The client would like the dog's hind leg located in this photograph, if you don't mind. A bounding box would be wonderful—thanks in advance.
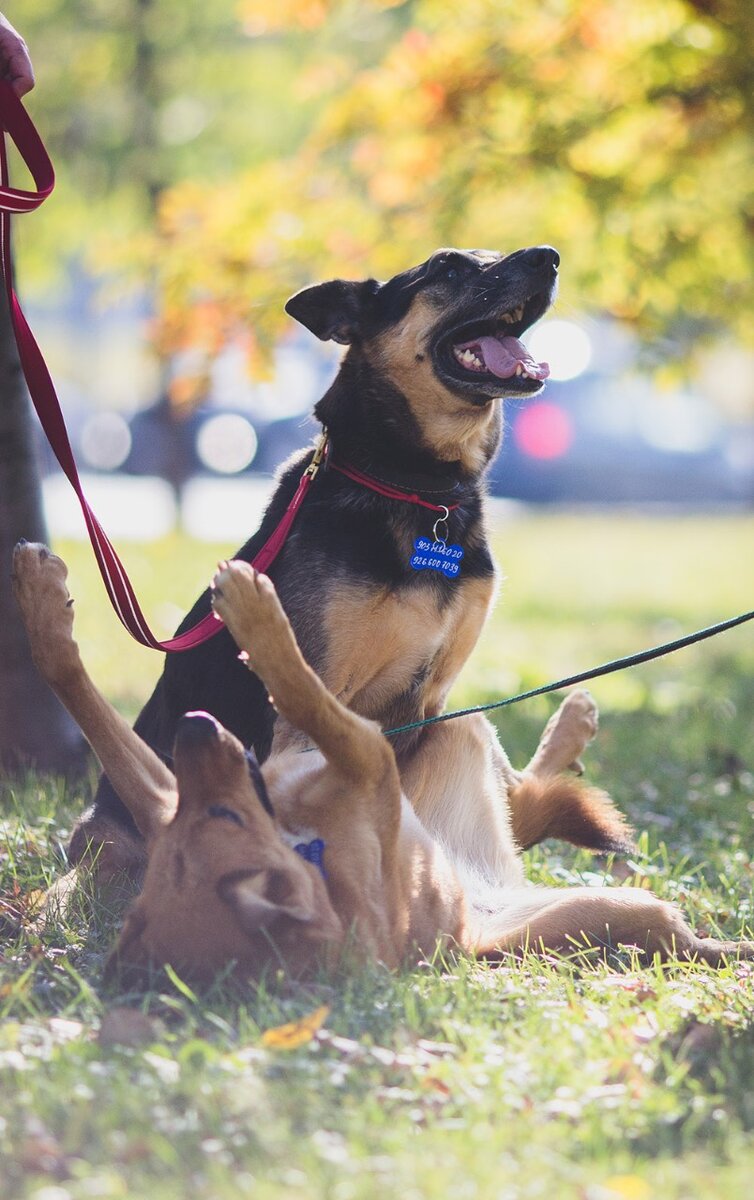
[12,544,176,872]
[399,714,526,888]
[525,689,599,778]
[401,700,630,878]
[475,885,754,966]
[506,690,633,854]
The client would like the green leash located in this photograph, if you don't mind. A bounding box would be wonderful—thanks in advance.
[382,608,754,739]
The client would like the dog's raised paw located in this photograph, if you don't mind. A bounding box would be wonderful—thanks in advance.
[12,542,80,681]
[528,689,600,778]
[211,562,296,676]
[12,540,69,589]
[557,689,599,742]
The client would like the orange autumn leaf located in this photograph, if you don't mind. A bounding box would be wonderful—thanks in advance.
[260,1004,330,1049]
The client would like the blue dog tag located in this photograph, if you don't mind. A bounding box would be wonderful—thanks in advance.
[409,537,464,580]
[294,837,327,879]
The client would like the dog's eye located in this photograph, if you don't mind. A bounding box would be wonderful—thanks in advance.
[208,805,245,828]
[445,267,459,281]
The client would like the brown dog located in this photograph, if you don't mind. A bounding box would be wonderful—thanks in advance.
[13,542,752,981]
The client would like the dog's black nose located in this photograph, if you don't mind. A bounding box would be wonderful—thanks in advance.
[175,711,221,746]
[524,245,560,272]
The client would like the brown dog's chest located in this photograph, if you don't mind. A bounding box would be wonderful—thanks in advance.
[272,571,496,753]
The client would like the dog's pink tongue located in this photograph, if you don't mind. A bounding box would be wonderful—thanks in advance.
[463,335,550,381]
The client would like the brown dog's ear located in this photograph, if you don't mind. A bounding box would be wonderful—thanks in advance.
[285,279,380,345]
[217,867,315,933]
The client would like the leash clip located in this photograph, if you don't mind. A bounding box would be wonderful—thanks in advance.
[305,430,329,480]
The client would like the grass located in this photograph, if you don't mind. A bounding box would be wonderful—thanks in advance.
[1,511,754,1200]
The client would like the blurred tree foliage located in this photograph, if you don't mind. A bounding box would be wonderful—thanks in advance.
[15,0,323,280]
[14,0,754,372]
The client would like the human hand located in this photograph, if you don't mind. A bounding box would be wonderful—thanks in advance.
[0,14,34,97]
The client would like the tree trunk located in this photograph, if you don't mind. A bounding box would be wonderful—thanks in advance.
[0,282,84,772]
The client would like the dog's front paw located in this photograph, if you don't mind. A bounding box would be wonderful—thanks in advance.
[211,561,295,676]
[11,541,80,683]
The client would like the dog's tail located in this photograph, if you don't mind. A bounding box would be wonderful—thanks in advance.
[508,774,634,855]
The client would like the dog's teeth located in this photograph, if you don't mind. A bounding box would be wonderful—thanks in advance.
[515,364,523,376]
[514,305,524,321]
[454,346,484,370]
[501,311,515,324]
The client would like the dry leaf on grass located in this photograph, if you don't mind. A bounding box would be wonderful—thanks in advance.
[260,1004,330,1049]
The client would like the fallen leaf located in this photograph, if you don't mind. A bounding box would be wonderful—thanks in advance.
[260,1004,330,1050]
[421,1074,452,1097]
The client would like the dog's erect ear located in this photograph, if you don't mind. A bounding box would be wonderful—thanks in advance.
[285,279,380,345]
[217,867,316,933]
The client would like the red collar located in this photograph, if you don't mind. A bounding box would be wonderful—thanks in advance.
[327,457,462,513]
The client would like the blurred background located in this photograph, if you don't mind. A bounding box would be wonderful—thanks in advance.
[12,0,754,542]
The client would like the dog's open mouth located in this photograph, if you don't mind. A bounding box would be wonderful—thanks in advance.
[452,330,550,382]
[436,288,553,398]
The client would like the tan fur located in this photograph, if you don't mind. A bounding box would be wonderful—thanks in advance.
[366,296,502,474]
[13,543,754,981]
[279,572,496,754]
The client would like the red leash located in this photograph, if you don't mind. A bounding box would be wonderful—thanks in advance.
[0,82,330,652]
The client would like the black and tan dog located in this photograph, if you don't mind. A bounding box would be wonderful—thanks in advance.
[66,245,629,885]
[12,543,753,979]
